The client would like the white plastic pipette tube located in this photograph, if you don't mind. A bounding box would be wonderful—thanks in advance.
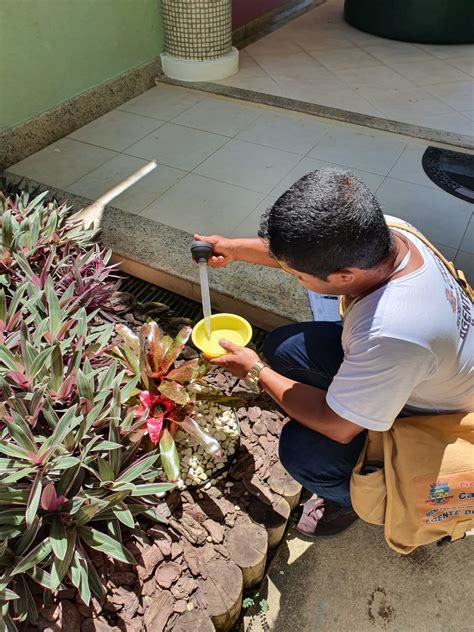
[198,261,212,339]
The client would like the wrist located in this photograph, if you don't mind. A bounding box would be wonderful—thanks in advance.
[244,360,268,393]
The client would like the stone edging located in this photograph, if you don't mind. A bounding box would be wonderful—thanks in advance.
[155,76,474,151]
[0,57,163,172]
[1,172,311,330]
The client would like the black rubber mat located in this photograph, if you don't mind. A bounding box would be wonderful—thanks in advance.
[120,275,268,353]
[422,147,474,204]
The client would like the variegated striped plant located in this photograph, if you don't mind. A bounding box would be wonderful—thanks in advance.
[0,191,176,629]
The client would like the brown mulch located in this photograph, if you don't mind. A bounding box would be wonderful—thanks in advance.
[30,367,293,632]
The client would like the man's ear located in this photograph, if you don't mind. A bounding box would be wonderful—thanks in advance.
[328,268,355,285]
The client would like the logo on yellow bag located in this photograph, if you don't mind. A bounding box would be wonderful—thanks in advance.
[427,481,452,505]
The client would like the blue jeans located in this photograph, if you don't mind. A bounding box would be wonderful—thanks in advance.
[263,322,366,509]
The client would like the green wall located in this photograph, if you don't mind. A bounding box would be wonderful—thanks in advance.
[0,0,163,132]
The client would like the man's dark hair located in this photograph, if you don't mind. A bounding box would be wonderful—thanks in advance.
[258,168,393,280]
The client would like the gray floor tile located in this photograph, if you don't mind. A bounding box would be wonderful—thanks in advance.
[118,85,203,121]
[273,156,384,198]
[376,178,472,249]
[68,110,164,152]
[387,143,438,189]
[425,81,474,112]
[140,173,264,235]
[125,123,229,171]
[390,60,469,86]
[459,214,474,253]
[67,154,186,214]
[193,139,301,194]
[433,243,458,262]
[308,127,407,175]
[236,111,331,154]
[6,139,117,189]
[454,250,474,283]
[171,98,262,137]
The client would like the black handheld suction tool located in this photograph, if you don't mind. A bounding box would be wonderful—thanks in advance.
[191,240,213,263]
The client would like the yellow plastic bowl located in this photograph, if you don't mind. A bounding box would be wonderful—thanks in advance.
[192,313,253,358]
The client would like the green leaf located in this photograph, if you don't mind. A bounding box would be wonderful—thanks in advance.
[53,456,81,470]
[0,443,29,460]
[97,360,118,395]
[120,376,139,404]
[90,441,123,452]
[1,210,13,249]
[93,490,131,517]
[29,347,52,381]
[78,527,136,565]
[49,343,63,393]
[11,539,52,576]
[0,347,19,372]
[50,528,76,591]
[41,405,82,454]
[76,368,94,403]
[116,453,159,484]
[130,483,175,496]
[0,588,20,601]
[2,466,36,485]
[6,411,37,453]
[112,504,135,528]
[25,472,42,527]
[159,429,180,482]
[50,518,67,560]
[0,489,29,505]
[0,289,6,322]
[85,556,106,599]
[14,576,38,624]
[45,278,61,339]
[15,516,41,556]
[73,501,107,527]
[97,457,115,482]
[0,526,22,539]
[0,508,26,528]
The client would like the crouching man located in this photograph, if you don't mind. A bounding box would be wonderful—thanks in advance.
[197,168,473,537]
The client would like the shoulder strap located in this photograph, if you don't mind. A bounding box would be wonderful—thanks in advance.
[388,221,474,302]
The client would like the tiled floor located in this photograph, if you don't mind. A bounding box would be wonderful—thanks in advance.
[6,84,473,280]
[216,0,474,137]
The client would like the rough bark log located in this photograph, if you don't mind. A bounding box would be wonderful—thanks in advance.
[172,610,215,632]
[248,495,291,549]
[225,522,268,589]
[198,559,243,632]
[268,461,302,511]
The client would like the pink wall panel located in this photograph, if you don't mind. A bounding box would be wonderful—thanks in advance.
[232,0,290,29]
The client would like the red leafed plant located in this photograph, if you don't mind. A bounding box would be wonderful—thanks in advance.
[113,321,242,482]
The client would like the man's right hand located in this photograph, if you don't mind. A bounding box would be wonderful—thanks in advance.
[193,234,236,268]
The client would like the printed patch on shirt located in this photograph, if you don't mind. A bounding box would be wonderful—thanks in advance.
[415,470,474,526]
[445,288,457,314]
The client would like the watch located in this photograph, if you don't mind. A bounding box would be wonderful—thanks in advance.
[245,360,268,393]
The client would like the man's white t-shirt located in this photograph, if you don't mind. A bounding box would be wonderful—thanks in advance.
[326,216,473,431]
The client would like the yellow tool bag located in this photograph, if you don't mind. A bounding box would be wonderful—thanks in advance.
[349,222,474,553]
[350,413,474,553]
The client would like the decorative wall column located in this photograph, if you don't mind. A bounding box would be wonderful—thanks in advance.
[160,0,239,81]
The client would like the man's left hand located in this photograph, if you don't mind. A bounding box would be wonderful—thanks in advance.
[207,339,260,378]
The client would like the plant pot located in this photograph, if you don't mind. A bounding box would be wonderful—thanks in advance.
[344,0,474,44]
[160,0,239,81]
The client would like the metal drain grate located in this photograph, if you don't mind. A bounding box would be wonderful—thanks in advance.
[120,274,268,353]
[422,147,474,204]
